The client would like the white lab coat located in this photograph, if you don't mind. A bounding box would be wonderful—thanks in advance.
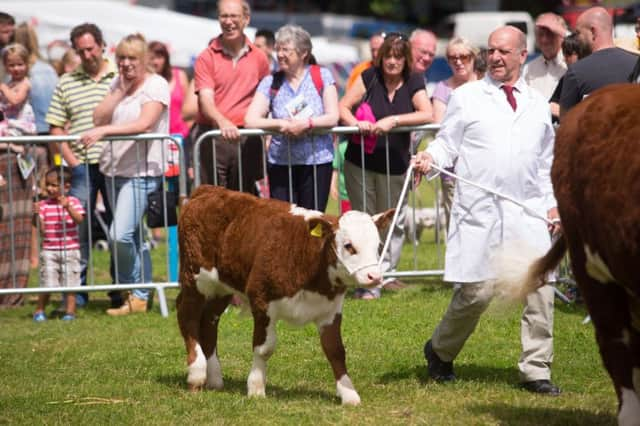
[427,76,556,283]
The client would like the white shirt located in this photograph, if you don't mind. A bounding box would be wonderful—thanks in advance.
[99,73,170,177]
[426,76,556,283]
[523,51,567,100]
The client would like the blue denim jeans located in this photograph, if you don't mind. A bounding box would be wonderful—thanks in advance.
[69,163,113,303]
[104,176,160,301]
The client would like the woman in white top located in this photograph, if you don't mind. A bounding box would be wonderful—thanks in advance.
[80,33,170,316]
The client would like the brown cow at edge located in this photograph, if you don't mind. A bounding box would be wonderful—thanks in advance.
[177,185,393,405]
[518,84,640,425]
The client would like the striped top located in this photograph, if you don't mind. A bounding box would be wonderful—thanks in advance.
[45,60,117,164]
[39,196,85,250]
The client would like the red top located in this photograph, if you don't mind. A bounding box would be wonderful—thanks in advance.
[39,196,85,250]
[194,36,270,126]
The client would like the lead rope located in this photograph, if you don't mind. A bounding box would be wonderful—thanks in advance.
[374,162,558,289]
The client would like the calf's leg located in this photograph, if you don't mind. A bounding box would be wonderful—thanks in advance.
[247,312,276,398]
[176,289,207,391]
[199,295,232,390]
[319,313,361,405]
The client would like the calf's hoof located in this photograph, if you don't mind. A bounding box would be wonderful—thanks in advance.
[336,375,361,406]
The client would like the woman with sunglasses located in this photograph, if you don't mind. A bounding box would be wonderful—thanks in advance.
[433,38,478,122]
[432,37,478,233]
[339,33,433,299]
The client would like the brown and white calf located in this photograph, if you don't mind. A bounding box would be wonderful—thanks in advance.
[511,84,640,425]
[177,185,392,405]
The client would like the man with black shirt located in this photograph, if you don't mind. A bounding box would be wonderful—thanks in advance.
[559,6,638,115]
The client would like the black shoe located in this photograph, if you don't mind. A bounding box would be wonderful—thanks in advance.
[522,380,561,396]
[424,340,456,382]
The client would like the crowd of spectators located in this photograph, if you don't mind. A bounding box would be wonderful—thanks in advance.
[0,4,639,396]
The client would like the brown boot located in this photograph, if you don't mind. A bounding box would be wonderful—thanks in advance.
[106,295,148,316]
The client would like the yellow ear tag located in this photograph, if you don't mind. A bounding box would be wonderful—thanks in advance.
[310,223,323,238]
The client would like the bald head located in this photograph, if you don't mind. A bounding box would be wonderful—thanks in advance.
[575,6,614,52]
[487,26,528,84]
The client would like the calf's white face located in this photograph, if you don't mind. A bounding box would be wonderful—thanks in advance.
[333,211,383,287]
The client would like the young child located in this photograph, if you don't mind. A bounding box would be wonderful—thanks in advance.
[33,167,85,322]
[0,43,36,139]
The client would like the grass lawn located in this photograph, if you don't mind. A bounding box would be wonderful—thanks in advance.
[0,180,616,425]
[0,229,616,425]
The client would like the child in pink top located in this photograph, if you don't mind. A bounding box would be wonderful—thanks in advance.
[33,167,85,322]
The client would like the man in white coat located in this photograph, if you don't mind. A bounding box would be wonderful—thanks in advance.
[414,26,562,395]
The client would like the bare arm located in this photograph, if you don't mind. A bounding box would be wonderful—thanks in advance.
[93,80,126,126]
[338,76,367,127]
[50,126,82,168]
[373,89,433,134]
[432,98,448,123]
[198,88,240,140]
[181,79,198,121]
[81,101,165,147]
[0,79,31,106]
[59,196,85,225]
[244,91,288,131]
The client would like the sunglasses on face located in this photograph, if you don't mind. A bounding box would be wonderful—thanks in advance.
[447,53,473,63]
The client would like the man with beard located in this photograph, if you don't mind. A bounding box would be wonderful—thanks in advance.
[560,6,638,115]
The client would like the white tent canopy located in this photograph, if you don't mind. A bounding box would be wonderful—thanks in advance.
[3,0,226,68]
[3,1,360,68]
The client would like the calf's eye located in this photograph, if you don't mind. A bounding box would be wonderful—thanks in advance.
[344,242,356,255]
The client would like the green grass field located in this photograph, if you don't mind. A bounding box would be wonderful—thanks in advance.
[0,180,617,425]
[0,224,617,425]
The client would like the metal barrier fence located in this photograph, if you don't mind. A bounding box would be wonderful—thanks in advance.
[193,124,446,280]
[1,127,575,317]
[0,134,186,317]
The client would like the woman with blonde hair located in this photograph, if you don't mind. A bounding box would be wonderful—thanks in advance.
[80,33,170,316]
[431,37,479,232]
[13,22,58,136]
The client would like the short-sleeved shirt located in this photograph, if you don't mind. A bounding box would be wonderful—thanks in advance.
[256,66,335,165]
[45,60,117,163]
[523,52,567,100]
[99,73,170,178]
[345,67,425,175]
[559,47,637,113]
[194,36,270,127]
[432,80,453,105]
[39,196,85,250]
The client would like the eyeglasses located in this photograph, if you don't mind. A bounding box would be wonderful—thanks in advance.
[447,53,473,63]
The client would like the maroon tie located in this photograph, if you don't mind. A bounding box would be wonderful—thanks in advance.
[501,85,517,111]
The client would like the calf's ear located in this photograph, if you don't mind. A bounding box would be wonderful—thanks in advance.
[372,209,395,233]
[307,218,335,241]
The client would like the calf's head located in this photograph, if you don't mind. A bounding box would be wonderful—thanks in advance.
[323,209,395,287]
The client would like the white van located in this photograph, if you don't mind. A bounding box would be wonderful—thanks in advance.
[436,11,535,54]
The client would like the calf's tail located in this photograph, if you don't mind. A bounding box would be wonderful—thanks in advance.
[492,235,567,301]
